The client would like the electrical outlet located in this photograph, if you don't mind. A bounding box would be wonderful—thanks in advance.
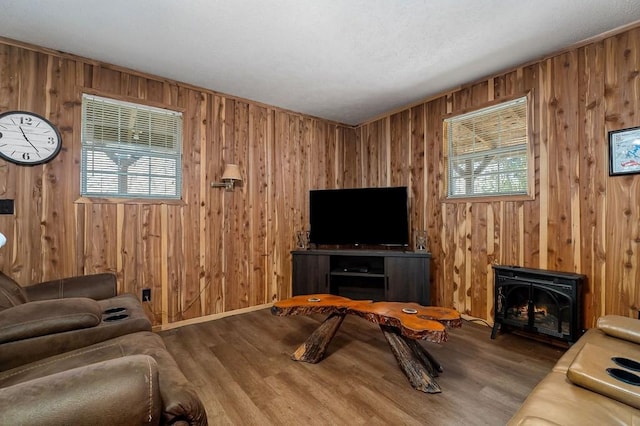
[0,199,14,215]
[142,288,151,302]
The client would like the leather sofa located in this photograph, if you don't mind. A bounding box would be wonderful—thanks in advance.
[0,272,152,370]
[0,272,208,425]
[509,315,640,425]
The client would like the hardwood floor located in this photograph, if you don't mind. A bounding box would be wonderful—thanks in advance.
[160,308,564,425]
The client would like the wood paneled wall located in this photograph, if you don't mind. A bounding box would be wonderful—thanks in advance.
[353,26,640,328]
[1,24,638,329]
[0,39,355,326]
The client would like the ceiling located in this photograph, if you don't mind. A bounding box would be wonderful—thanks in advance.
[1,1,639,125]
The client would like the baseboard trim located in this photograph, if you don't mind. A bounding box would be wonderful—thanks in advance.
[156,303,273,331]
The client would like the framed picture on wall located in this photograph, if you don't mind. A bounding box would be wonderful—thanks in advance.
[609,126,640,176]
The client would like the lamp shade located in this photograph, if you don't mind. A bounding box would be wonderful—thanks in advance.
[221,164,242,181]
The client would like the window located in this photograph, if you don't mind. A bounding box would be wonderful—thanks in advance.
[444,95,531,199]
[81,94,183,199]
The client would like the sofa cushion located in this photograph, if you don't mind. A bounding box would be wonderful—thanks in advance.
[598,315,640,344]
[0,272,27,310]
[567,341,640,409]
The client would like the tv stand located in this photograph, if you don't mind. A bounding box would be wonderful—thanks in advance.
[291,249,431,305]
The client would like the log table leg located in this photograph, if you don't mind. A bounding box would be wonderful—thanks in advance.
[291,312,346,363]
[380,325,442,393]
[402,336,444,374]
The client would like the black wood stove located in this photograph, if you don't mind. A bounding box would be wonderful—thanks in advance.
[491,265,585,344]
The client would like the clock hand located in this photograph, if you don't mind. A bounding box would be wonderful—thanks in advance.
[18,126,39,152]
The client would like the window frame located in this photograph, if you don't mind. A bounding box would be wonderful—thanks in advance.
[442,92,535,202]
[79,93,184,203]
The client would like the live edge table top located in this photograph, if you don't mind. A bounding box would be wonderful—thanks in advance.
[272,294,462,343]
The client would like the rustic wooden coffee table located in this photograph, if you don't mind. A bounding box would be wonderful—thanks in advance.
[271,294,461,393]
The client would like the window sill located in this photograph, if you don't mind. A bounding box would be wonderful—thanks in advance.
[74,196,186,206]
[443,193,535,203]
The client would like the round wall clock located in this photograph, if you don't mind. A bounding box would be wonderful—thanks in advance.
[0,111,62,166]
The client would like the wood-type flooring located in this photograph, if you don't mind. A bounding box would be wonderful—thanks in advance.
[160,308,564,425]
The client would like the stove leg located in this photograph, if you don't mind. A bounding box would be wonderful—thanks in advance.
[491,322,501,339]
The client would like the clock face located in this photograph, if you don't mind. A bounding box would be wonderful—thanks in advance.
[0,111,62,165]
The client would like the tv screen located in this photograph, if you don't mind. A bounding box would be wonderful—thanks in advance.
[309,186,409,246]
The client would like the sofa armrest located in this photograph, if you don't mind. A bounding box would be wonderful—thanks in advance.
[0,355,162,425]
[140,342,209,424]
[567,341,640,410]
[0,298,102,344]
[597,315,640,344]
[25,273,117,301]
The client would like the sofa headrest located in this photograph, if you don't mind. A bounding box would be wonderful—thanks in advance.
[0,272,28,310]
[597,315,640,345]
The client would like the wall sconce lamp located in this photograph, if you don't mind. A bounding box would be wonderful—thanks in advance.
[211,164,242,191]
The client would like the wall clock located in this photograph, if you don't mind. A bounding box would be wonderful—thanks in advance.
[0,111,62,166]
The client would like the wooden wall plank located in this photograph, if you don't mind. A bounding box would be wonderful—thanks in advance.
[165,204,183,323]
[265,109,278,302]
[522,65,541,269]
[248,104,268,306]
[424,97,446,306]
[208,95,226,313]
[389,110,410,187]
[324,124,338,188]
[180,87,203,319]
[141,204,162,321]
[273,111,292,300]
[225,100,250,311]
[119,203,139,302]
[198,92,210,316]
[547,52,580,272]
[341,126,360,188]
[578,40,607,327]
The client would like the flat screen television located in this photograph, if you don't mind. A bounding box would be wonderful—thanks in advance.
[309,186,409,247]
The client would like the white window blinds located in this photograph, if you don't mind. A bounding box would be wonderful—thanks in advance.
[444,96,529,198]
[81,94,183,199]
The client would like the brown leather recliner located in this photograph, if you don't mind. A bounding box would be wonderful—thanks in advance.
[0,331,208,425]
[0,272,152,370]
[0,354,163,425]
[0,272,207,424]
